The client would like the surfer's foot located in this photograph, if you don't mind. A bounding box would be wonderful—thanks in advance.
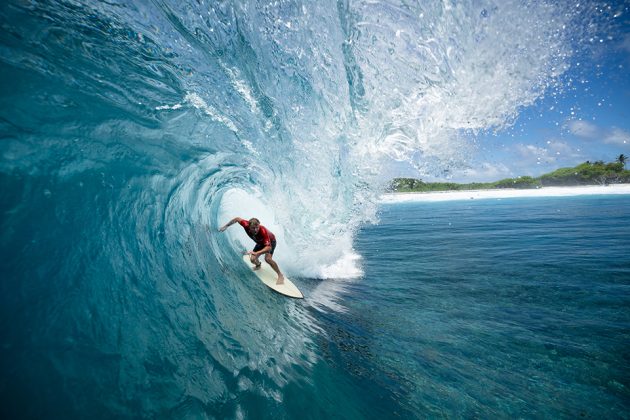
[253,263,262,271]
[276,275,285,285]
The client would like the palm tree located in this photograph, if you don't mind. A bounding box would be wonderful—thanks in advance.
[618,154,627,169]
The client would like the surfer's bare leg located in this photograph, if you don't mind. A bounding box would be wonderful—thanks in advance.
[249,254,262,270]
[265,254,284,285]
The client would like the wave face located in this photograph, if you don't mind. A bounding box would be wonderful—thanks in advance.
[0,0,595,417]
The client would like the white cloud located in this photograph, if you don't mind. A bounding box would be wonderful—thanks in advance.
[515,143,555,164]
[513,140,584,170]
[459,162,512,181]
[603,127,630,146]
[567,120,599,139]
[566,120,630,148]
[548,140,581,157]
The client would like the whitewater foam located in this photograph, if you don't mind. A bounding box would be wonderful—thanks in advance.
[184,92,239,133]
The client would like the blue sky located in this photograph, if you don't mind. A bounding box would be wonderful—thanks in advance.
[445,6,630,183]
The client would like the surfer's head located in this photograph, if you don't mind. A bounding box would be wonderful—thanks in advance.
[248,218,260,234]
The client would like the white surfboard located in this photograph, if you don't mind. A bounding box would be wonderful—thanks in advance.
[242,255,304,299]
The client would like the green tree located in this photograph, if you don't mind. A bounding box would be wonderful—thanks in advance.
[389,157,630,192]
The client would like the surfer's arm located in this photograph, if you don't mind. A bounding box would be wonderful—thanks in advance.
[218,217,243,232]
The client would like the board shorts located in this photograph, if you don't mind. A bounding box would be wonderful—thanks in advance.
[253,239,277,256]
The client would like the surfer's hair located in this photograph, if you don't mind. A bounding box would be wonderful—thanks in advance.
[248,218,260,226]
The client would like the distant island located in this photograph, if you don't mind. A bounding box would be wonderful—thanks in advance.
[390,155,630,192]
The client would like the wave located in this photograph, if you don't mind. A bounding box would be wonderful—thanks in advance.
[0,0,607,416]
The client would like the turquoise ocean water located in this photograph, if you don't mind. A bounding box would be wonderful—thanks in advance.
[351,195,630,418]
[4,193,630,418]
[1,0,628,418]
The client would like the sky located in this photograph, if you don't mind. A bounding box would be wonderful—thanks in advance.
[435,3,630,183]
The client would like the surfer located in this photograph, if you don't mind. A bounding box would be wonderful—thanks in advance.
[219,217,285,285]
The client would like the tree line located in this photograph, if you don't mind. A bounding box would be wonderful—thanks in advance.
[390,155,629,192]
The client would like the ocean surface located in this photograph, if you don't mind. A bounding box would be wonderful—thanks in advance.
[3,194,630,418]
[1,0,628,418]
[353,195,630,418]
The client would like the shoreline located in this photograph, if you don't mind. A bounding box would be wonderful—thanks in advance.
[380,184,630,203]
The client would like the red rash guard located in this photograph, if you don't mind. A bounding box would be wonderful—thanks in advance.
[239,220,276,246]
